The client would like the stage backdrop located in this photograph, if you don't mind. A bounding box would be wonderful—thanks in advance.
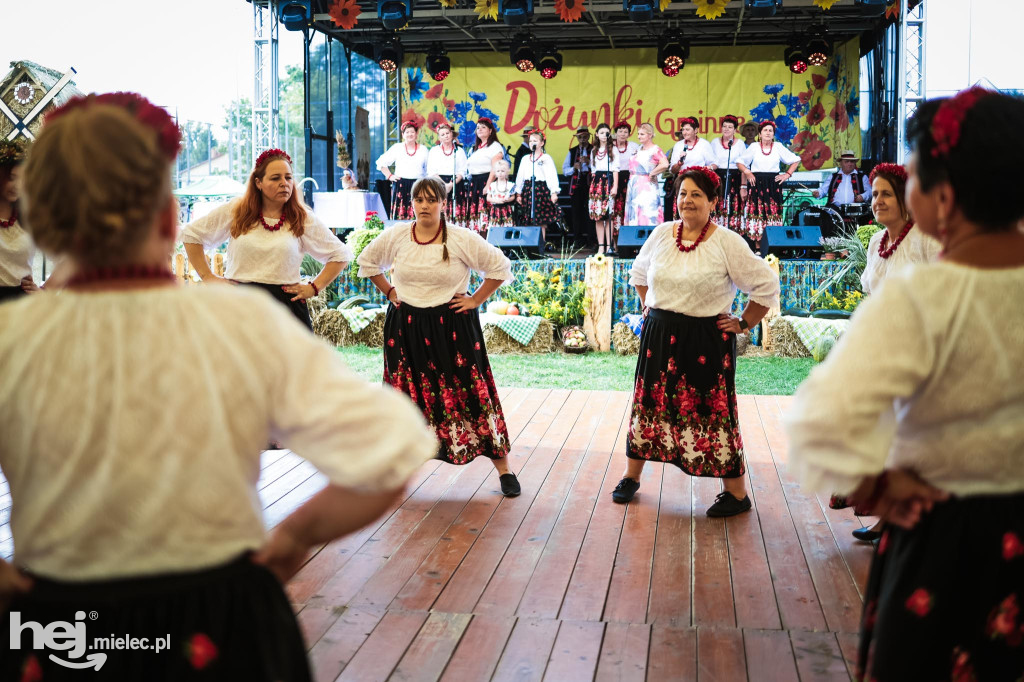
[399,39,860,172]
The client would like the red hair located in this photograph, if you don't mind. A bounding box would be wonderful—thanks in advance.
[232,152,308,238]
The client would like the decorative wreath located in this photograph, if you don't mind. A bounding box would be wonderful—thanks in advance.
[13,82,35,105]
[693,0,728,20]
[328,0,361,30]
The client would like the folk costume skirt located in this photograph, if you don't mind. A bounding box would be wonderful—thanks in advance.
[626,309,745,478]
[588,171,615,220]
[242,281,312,330]
[438,174,467,229]
[465,173,490,234]
[487,202,515,230]
[743,172,784,241]
[0,554,311,682]
[383,302,510,465]
[713,169,744,233]
[612,170,630,233]
[517,180,560,226]
[0,285,26,304]
[856,493,1024,681]
[390,177,416,222]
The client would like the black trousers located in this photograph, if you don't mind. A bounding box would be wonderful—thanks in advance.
[569,171,594,243]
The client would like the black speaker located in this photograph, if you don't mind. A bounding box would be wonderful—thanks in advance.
[487,225,543,258]
[616,224,656,257]
[760,224,822,258]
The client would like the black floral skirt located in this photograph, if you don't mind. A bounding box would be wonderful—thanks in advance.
[857,492,1024,681]
[383,302,510,465]
[713,169,744,232]
[438,174,467,229]
[0,554,311,681]
[744,172,783,241]
[242,281,311,330]
[588,171,615,220]
[465,173,490,234]
[517,179,560,226]
[612,170,630,232]
[390,177,416,221]
[0,285,26,304]
[487,202,515,229]
[626,309,744,478]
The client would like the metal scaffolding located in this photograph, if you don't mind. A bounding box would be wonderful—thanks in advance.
[253,0,280,165]
[898,0,927,160]
[384,68,402,150]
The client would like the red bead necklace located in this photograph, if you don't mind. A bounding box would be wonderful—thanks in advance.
[440,143,455,157]
[878,221,914,259]
[67,264,177,288]
[404,142,419,157]
[615,141,629,154]
[259,213,285,231]
[595,147,608,160]
[410,220,440,245]
[674,218,712,253]
[759,141,774,156]
[719,136,734,150]
[0,207,17,228]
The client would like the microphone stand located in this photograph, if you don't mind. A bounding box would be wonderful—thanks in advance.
[530,143,537,223]
[723,140,734,224]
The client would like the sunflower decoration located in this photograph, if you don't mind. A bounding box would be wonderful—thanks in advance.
[328,0,361,29]
[812,0,840,9]
[475,0,499,21]
[693,0,728,20]
[555,0,586,22]
[659,0,671,11]
[885,0,900,19]
[439,0,456,6]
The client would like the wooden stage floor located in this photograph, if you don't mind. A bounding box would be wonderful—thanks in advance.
[0,388,873,681]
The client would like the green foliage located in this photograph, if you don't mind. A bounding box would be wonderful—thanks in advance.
[856,222,884,250]
[347,213,386,279]
[812,333,840,363]
[502,267,588,327]
[300,254,322,277]
[811,229,871,312]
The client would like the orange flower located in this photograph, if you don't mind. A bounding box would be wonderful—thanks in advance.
[556,0,585,22]
[329,0,361,29]
[885,0,900,20]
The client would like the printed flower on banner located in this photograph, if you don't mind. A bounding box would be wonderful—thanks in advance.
[845,93,860,123]
[811,73,827,91]
[556,0,586,22]
[780,93,808,118]
[475,0,499,20]
[801,139,832,170]
[469,91,488,102]
[792,130,819,152]
[443,96,457,111]
[830,100,849,132]
[812,0,840,8]
[407,68,429,102]
[328,0,361,29]
[773,116,797,144]
[806,102,826,126]
[763,83,785,96]
[428,112,450,133]
[425,83,443,100]
[401,110,426,132]
[693,0,728,20]
[659,0,671,10]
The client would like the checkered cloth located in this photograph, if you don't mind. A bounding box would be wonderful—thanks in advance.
[478,312,544,346]
[620,313,644,336]
[340,307,386,333]
[784,316,849,353]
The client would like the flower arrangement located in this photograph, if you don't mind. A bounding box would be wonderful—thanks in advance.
[693,0,728,20]
[347,211,385,279]
[811,231,870,312]
[810,289,863,313]
[503,267,589,328]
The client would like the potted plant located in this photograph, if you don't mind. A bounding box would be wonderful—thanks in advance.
[502,266,590,352]
[346,211,385,280]
[819,236,846,260]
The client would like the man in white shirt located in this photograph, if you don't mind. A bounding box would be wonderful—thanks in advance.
[812,150,868,207]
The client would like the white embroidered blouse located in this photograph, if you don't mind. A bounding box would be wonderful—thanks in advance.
[710,138,748,170]
[861,226,942,294]
[466,142,505,175]
[514,153,561,195]
[737,142,801,173]
[0,219,33,286]
[376,142,429,180]
[426,144,468,179]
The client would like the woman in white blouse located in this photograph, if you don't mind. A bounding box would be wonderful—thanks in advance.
[358,176,522,497]
[787,88,1024,680]
[376,121,428,222]
[736,121,800,245]
[588,123,618,255]
[709,115,747,232]
[667,116,715,221]
[426,122,468,228]
[465,118,506,234]
[0,140,37,303]
[182,148,351,329]
[612,121,639,238]
[615,166,780,518]
[514,130,561,243]
[0,92,437,681]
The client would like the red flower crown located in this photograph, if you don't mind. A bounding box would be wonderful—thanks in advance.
[46,92,181,161]
[722,114,739,126]
[400,120,418,132]
[613,120,632,132]
[930,86,991,158]
[682,165,721,191]
[758,120,776,132]
[478,117,493,125]
[679,116,700,131]
[869,162,907,185]
[255,148,291,169]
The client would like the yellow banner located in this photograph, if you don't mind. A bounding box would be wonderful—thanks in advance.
[401,39,860,171]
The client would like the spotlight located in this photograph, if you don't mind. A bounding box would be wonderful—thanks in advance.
[509,34,538,73]
[805,27,831,66]
[375,38,403,72]
[662,65,680,77]
[657,30,689,75]
[377,0,412,30]
[499,0,534,26]
[784,44,808,74]
[426,46,450,82]
[538,46,562,79]
[623,0,657,23]
[278,0,311,31]
[744,0,782,17]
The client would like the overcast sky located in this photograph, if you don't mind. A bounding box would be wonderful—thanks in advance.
[2,0,1019,127]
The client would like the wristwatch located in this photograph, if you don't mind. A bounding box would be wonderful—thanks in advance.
[738,318,749,331]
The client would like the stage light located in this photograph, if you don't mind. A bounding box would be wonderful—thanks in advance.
[744,0,782,17]
[499,0,534,26]
[278,0,311,31]
[657,30,689,75]
[784,44,808,74]
[375,39,403,72]
[377,0,412,30]
[538,47,563,80]
[805,27,831,67]
[661,65,680,77]
[426,46,450,82]
[623,0,657,23]
[509,34,538,73]
[853,0,889,13]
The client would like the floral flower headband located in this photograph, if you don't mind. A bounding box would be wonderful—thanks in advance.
[758,120,776,132]
[0,139,28,166]
[683,165,721,190]
[869,162,907,185]
[255,148,291,169]
[722,115,739,126]
[46,92,181,161]
[679,116,700,131]
[613,120,632,132]
[930,86,991,158]
[400,121,419,133]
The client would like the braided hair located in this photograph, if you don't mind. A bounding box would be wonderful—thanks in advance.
[411,176,451,262]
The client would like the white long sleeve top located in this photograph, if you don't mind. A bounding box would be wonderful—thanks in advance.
[615,141,640,171]
[357,222,513,308]
[589,147,618,174]
[787,262,1024,498]
[376,142,429,179]
[426,144,468,179]
[816,170,869,206]
[0,285,438,580]
[180,199,352,285]
[514,153,561,195]
[710,138,747,170]
[0,219,33,286]
[737,142,801,173]
[466,141,505,175]
[861,227,942,294]
[669,137,716,170]
[629,223,780,316]
[562,146,592,175]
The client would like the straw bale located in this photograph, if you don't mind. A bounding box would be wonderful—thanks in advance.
[766,317,810,358]
[482,318,556,354]
[612,323,641,355]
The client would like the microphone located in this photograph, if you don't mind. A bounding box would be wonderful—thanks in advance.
[727,139,734,148]
[530,142,537,150]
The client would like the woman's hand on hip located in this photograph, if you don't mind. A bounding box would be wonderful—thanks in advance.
[282,282,317,302]
[449,292,480,313]
[252,526,309,584]
[716,313,743,333]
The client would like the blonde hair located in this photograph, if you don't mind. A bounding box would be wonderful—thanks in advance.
[638,122,655,137]
[494,159,511,172]
[22,103,171,265]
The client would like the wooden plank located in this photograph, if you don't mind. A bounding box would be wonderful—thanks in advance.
[491,617,561,682]
[789,630,851,682]
[647,465,693,626]
[835,632,860,681]
[335,610,429,682]
[306,606,386,682]
[543,620,606,681]
[696,627,747,682]
[440,615,517,682]
[743,629,799,682]
[391,612,473,682]
[594,622,650,682]
[295,604,342,652]
[647,625,697,682]
[263,471,328,529]
[516,393,630,620]
[257,451,306,492]
[726,459,780,630]
[258,459,318,508]
[813,497,874,599]
[691,477,735,628]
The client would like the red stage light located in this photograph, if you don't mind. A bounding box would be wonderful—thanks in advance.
[541,66,557,79]
[789,59,808,74]
[431,70,450,81]
[662,65,679,77]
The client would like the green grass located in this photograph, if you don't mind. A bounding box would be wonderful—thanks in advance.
[336,346,815,396]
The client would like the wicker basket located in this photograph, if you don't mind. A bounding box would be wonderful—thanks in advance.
[561,325,589,354]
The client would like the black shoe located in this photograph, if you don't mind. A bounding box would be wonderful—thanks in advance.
[852,527,881,542]
[499,473,521,497]
[607,248,617,257]
[706,491,752,517]
[611,477,640,503]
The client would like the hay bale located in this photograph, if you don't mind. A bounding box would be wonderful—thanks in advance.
[736,332,750,357]
[307,290,328,319]
[351,313,385,347]
[766,317,810,358]
[482,318,556,354]
[612,322,641,355]
[313,309,353,346]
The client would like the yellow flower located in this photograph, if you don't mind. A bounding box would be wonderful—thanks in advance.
[591,253,606,265]
[439,0,456,6]
[474,0,498,20]
[659,0,671,10]
[693,0,728,20]
[812,0,840,8]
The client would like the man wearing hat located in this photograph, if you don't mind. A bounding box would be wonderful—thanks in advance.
[562,126,594,244]
[813,149,868,207]
[513,127,534,177]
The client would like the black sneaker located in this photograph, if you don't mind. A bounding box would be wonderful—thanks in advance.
[611,477,640,503]
[499,473,521,497]
[706,491,752,517]
[852,527,881,542]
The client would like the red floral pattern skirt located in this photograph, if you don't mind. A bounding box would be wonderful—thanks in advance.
[588,171,615,220]
[856,493,1024,681]
[0,553,311,681]
[464,173,490,234]
[383,302,510,465]
[438,174,467,229]
[713,169,744,233]
[743,172,784,241]
[487,202,515,230]
[612,170,630,234]
[626,308,744,478]
[390,177,417,221]
[516,179,560,226]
